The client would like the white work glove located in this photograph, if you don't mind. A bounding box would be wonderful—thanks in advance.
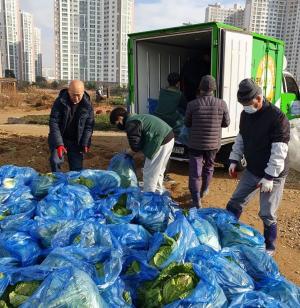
[258,178,274,193]
[228,163,237,178]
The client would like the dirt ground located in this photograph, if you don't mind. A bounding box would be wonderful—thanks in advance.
[0,109,300,285]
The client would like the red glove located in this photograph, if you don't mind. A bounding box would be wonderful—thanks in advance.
[83,146,90,154]
[56,145,67,159]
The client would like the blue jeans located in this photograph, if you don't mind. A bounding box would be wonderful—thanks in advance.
[49,140,83,172]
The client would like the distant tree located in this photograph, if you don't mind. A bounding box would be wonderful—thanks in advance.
[17,80,31,91]
[84,81,97,90]
[5,69,16,78]
[51,80,59,89]
[35,76,48,88]
[111,84,128,97]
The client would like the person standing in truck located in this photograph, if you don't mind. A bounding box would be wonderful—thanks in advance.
[181,51,211,103]
[48,80,94,172]
[110,107,174,193]
[154,72,186,135]
[185,75,230,208]
[226,78,290,256]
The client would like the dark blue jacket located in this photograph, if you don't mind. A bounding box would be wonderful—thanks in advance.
[48,89,94,148]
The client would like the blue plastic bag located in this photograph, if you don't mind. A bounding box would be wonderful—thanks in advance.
[108,153,138,188]
[0,231,41,266]
[108,224,152,250]
[21,267,108,308]
[42,247,97,279]
[139,263,227,308]
[50,217,106,248]
[0,165,38,187]
[3,264,52,287]
[101,278,133,307]
[36,184,94,220]
[229,291,287,308]
[68,169,121,196]
[0,196,36,233]
[0,187,12,204]
[186,245,254,299]
[196,207,237,224]
[216,218,265,250]
[50,223,123,290]
[147,213,199,269]
[42,244,122,291]
[258,277,300,307]
[1,185,35,207]
[177,126,190,146]
[30,172,66,198]
[0,258,19,296]
[50,219,88,248]
[135,192,175,233]
[220,244,280,283]
[0,215,35,233]
[121,249,159,302]
[31,218,74,248]
[95,188,139,224]
[187,208,221,251]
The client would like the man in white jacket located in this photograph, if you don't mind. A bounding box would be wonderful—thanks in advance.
[226,79,290,256]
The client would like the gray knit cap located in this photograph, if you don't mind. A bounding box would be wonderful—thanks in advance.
[199,75,216,93]
[237,79,262,105]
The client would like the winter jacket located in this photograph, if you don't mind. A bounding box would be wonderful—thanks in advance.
[154,87,186,127]
[185,94,230,151]
[125,114,173,160]
[230,100,290,179]
[48,89,94,148]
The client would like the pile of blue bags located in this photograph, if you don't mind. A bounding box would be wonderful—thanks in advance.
[0,155,299,307]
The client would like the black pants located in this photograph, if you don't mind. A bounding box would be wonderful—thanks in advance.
[49,140,83,172]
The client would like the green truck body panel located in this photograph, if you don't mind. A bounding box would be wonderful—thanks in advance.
[128,22,299,120]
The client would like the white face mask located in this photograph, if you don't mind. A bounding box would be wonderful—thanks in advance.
[243,105,258,114]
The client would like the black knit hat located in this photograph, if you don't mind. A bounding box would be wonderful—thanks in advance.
[199,75,216,92]
[237,79,262,105]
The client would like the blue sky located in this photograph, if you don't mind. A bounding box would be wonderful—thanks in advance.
[19,0,243,68]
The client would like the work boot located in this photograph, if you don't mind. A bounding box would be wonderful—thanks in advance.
[226,203,242,220]
[191,192,201,209]
[264,223,277,255]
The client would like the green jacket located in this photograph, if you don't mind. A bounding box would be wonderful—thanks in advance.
[125,114,172,159]
[155,87,186,127]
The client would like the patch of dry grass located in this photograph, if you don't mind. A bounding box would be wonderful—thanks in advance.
[0,88,57,110]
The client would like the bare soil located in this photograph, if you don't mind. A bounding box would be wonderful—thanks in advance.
[0,108,300,285]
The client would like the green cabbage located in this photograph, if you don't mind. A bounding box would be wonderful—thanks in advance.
[0,209,11,221]
[95,262,105,277]
[1,281,40,307]
[150,233,180,268]
[232,223,254,237]
[0,300,8,308]
[111,194,132,216]
[122,291,132,304]
[2,178,17,189]
[138,263,199,308]
[125,260,141,275]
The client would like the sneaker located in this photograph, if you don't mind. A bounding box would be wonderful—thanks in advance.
[200,188,209,199]
[191,200,202,209]
[266,249,275,257]
[163,174,176,184]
